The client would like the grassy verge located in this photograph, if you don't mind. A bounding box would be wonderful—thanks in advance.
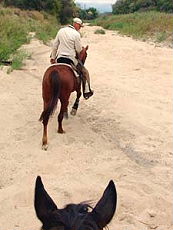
[7,50,31,73]
[91,11,173,47]
[0,7,59,70]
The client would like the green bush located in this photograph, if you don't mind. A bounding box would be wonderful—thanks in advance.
[0,7,58,63]
[112,0,173,14]
[94,29,106,34]
[7,50,31,73]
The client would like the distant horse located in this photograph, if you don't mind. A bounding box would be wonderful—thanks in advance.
[35,176,117,230]
[39,46,88,150]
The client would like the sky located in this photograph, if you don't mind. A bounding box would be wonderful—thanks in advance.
[75,0,117,13]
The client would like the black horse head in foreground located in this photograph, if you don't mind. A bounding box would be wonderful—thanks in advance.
[34,176,117,230]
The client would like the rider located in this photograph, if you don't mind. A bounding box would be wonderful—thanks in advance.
[50,17,93,100]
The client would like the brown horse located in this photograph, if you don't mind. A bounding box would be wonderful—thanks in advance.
[35,176,117,230]
[39,46,88,150]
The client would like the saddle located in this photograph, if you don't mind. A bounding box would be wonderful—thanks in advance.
[51,63,79,78]
[50,57,93,100]
[55,57,80,78]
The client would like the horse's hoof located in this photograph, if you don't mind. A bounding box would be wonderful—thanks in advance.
[71,108,77,116]
[58,129,65,134]
[42,144,48,151]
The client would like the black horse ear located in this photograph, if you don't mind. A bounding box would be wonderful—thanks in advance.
[91,180,117,229]
[86,45,89,50]
[34,176,58,224]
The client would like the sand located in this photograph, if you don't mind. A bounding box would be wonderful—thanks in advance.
[0,25,172,230]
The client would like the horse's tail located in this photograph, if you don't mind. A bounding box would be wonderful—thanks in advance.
[39,70,60,123]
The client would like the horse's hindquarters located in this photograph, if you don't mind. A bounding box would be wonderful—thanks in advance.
[40,65,78,149]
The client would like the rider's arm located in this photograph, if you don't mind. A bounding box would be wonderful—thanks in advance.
[74,33,82,58]
[50,32,60,61]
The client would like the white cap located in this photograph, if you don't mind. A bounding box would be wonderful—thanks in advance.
[73,17,83,27]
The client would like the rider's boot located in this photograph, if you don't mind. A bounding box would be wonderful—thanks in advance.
[80,66,94,99]
[83,82,94,100]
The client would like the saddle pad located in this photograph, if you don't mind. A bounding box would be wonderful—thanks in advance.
[50,63,79,77]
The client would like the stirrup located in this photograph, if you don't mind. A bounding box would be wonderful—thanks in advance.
[83,90,94,100]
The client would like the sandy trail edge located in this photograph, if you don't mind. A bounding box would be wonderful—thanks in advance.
[0,25,172,230]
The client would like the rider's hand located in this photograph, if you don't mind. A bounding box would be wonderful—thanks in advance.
[50,58,56,64]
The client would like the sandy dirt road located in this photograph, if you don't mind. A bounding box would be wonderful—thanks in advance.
[0,25,172,230]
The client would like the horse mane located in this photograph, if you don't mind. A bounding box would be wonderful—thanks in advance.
[49,202,99,230]
[79,46,88,64]
[35,177,116,230]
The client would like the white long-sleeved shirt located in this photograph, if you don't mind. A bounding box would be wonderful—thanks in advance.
[50,25,82,65]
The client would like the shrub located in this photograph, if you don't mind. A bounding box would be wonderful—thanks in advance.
[91,11,173,46]
[0,7,58,63]
[94,29,106,34]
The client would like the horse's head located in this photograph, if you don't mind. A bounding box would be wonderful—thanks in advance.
[34,176,117,230]
[79,45,88,64]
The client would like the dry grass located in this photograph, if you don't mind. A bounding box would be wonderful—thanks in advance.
[91,11,173,47]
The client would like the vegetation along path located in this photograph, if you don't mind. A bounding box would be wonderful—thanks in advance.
[0,25,172,230]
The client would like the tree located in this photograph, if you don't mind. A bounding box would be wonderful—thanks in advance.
[86,7,98,19]
[112,0,173,14]
[3,0,59,11]
[59,0,74,24]
[2,0,77,23]
[157,0,173,13]
[112,0,131,14]
[78,7,99,20]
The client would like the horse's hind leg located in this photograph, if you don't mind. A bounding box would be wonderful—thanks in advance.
[58,96,70,133]
[71,83,82,116]
[42,119,48,150]
[57,110,64,134]
[41,101,49,150]
[63,108,68,120]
